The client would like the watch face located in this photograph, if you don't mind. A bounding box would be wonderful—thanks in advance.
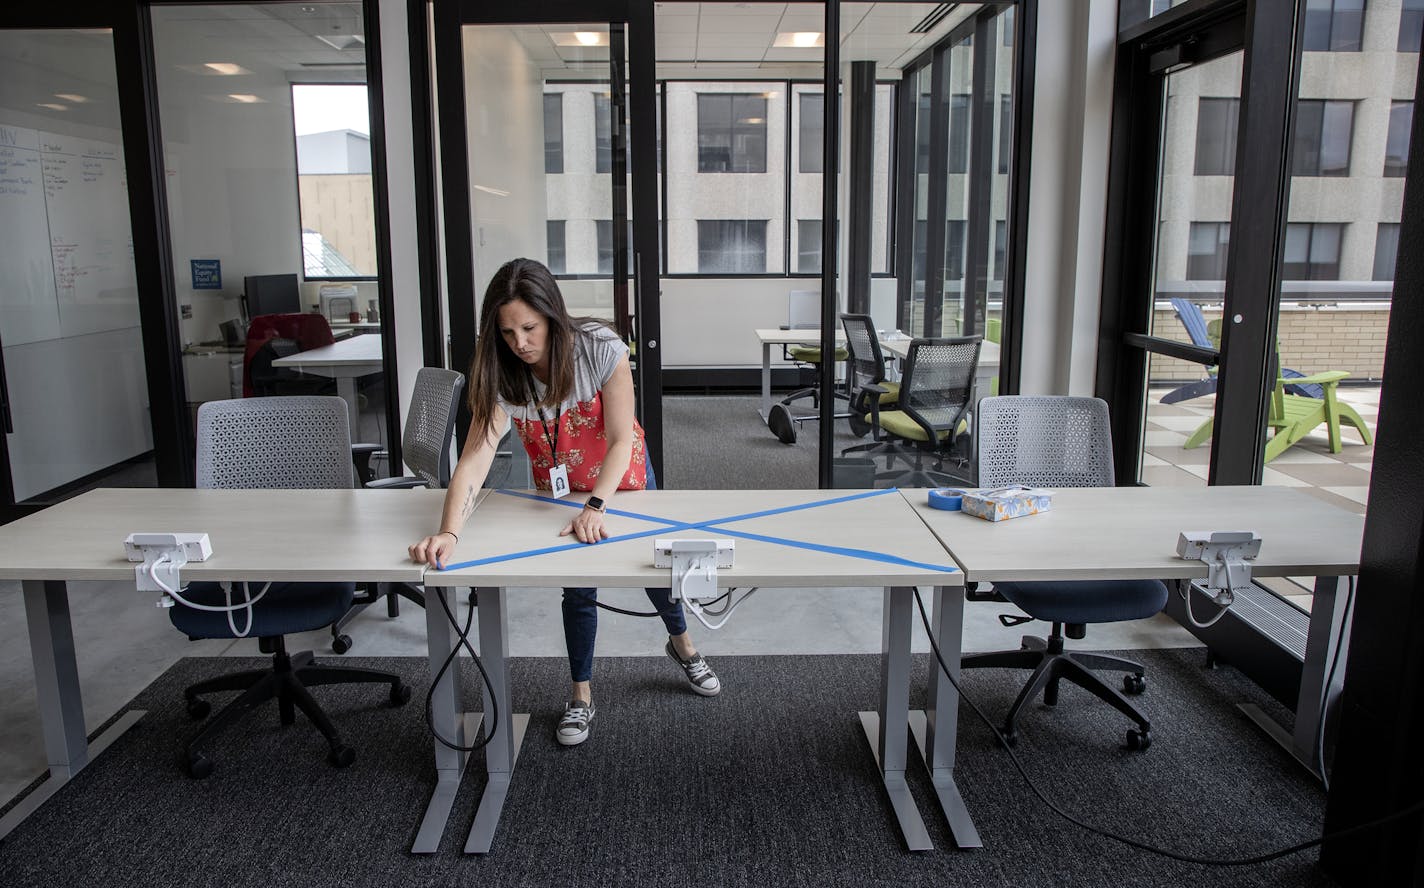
[586,496,605,510]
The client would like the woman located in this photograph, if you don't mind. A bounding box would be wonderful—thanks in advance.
[409,258,720,747]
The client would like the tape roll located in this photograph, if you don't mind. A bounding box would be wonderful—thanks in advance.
[928,488,968,511]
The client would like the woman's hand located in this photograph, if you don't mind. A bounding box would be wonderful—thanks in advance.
[409,531,458,567]
[560,507,608,544]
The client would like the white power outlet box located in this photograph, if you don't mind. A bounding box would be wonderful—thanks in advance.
[1176,531,1262,605]
[124,532,212,563]
[654,539,734,602]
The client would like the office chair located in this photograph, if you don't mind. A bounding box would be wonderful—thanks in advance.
[962,395,1167,750]
[173,396,411,778]
[243,313,338,398]
[858,336,980,487]
[770,290,851,441]
[330,367,465,653]
[840,313,900,441]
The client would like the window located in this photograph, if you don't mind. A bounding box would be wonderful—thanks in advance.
[595,220,633,275]
[916,94,932,173]
[1303,0,1365,52]
[1403,0,1424,52]
[1195,97,1240,176]
[546,221,566,274]
[1187,222,1231,280]
[697,94,767,173]
[1293,99,1354,176]
[998,95,1012,174]
[799,93,824,173]
[594,94,613,174]
[948,93,971,174]
[993,220,1007,282]
[797,220,822,273]
[1386,101,1413,177]
[697,220,767,273]
[544,93,563,174]
[291,83,377,278]
[1374,222,1400,281]
[944,220,967,282]
[1283,222,1344,280]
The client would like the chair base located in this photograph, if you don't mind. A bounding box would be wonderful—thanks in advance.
[181,636,410,778]
[330,582,427,653]
[961,628,1152,748]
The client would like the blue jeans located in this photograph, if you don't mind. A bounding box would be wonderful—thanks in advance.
[562,458,684,683]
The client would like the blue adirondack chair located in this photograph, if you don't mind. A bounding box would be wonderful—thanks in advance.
[1159,298,1323,404]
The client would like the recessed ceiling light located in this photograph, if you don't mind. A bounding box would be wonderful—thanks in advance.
[316,33,365,51]
[36,102,67,111]
[227,94,263,103]
[473,184,511,197]
[551,31,608,47]
[54,93,89,103]
[576,31,601,45]
[740,117,765,125]
[204,62,248,75]
[773,32,823,48]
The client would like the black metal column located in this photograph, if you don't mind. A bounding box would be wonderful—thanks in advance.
[962,10,997,339]
[627,0,663,484]
[921,48,950,338]
[816,0,840,488]
[846,60,875,316]
[892,72,916,333]
[1320,42,1424,886]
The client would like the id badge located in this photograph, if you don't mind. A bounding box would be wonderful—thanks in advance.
[549,464,570,499]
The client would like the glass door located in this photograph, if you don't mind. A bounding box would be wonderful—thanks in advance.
[0,29,155,507]
[442,6,662,475]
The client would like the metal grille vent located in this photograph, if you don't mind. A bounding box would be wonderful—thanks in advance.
[910,3,955,34]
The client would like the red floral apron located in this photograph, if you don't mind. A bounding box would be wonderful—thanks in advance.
[512,391,648,492]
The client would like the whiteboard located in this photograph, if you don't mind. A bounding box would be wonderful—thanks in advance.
[0,123,139,347]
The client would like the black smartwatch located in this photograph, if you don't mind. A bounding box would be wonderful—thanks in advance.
[584,495,606,513]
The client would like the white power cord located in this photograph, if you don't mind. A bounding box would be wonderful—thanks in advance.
[148,554,271,638]
[683,587,757,631]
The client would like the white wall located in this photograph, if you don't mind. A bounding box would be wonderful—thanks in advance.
[1019,0,1116,395]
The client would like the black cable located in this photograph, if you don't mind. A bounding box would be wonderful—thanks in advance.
[910,586,1424,867]
[592,589,733,618]
[424,586,498,752]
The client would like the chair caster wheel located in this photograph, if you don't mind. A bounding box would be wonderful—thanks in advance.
[186,698,211,720]
[1000,728,1018,748]
[390,683,412,706]
[186,753,214,779]
[1126,729,1152,751]
[1123,673,1146,695]
[331,634,353,655]
[328,744,356,768]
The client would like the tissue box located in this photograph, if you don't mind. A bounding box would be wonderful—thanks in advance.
[961,486,1053,522]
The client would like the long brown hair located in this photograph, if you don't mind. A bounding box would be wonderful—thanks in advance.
[467,258,580,438]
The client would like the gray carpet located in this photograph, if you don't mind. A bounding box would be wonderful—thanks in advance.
[0,649,1338,887]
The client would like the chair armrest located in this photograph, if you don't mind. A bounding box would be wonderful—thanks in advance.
[1279,370,1349,386]
[365,475,430,490]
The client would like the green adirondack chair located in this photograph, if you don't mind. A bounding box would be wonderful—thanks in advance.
[1182,369,1373,461]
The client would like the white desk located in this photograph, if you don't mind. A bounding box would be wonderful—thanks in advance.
[901,485,1364,783]
[0,487,440,841]
[754,329,1001,423]
[272,334,383,428]
[421,488,974,853]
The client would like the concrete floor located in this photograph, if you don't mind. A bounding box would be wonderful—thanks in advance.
[0,576,1197,809]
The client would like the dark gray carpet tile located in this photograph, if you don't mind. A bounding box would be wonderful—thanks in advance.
[0,650,1339,888]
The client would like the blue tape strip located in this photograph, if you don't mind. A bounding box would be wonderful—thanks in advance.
[435,486,951,573]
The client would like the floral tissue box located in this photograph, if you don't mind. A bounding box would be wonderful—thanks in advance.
[961,485,1054,522]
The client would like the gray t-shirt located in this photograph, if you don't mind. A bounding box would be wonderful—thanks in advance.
[496,321,627,422]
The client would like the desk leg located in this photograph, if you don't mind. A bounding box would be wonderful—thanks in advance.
[464,586,527,855]
[758,342,773,422]
[910,585,982,849]
[1239,575,1352,780]
[859,585,933,851]
[336,377,360,433]
[0,581,145,841]
[413,586,475,853]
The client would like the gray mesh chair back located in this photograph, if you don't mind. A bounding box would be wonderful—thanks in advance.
[976,395,1114,489]
[196,396,353,490]
[840,313,886,393]
[901,336,982,439]
[400,367,466,488]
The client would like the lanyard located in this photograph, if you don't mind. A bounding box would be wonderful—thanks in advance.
[525,368,561,461]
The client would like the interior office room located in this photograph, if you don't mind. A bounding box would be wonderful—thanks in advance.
[1,0,1423,884]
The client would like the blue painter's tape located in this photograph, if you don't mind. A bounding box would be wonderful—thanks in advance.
[928,488,969,511]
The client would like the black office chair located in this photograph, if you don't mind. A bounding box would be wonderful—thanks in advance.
[961,395,1168,750]
[840,313,900,442]
[248,337,336,397]
[172,396,411,778]
[858,336,980,487]
[767,290,852,443]
[330,367,465,653]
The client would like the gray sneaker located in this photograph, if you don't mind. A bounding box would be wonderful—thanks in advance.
[557,699,595,746]
[665,640,721,697]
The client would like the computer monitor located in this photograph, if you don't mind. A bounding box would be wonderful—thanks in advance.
[242,273,302,319]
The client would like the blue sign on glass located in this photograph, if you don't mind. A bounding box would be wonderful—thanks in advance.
[190,259,222,290]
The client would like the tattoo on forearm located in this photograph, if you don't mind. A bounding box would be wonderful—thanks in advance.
[458,484,476,521]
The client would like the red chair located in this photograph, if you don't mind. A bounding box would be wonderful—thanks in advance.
[242,313,336,397]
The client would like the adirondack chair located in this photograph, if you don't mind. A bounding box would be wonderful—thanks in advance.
[1182,369,1373,461]
[1159,298,1323,404]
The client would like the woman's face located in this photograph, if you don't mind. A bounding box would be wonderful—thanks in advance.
[497,299,550,370]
